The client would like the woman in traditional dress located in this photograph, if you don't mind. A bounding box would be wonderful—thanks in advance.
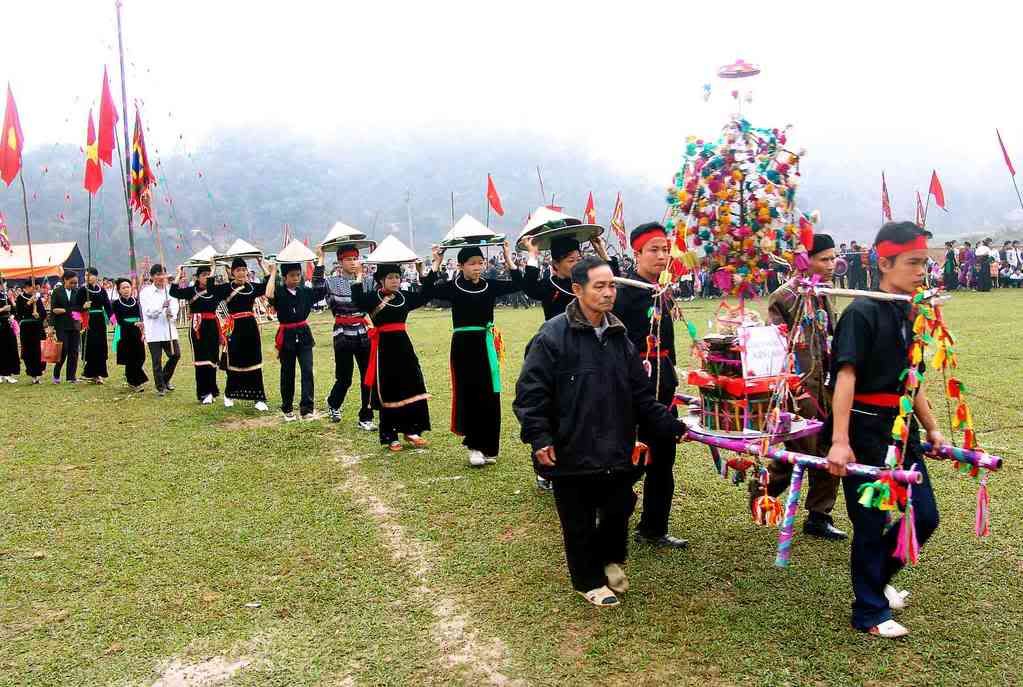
[76,267,113,383]
[211,257,270,411]
[110,278,149,390]
[352,262,431,452]
[959,242,975,289]
[942,241,959,290]
[421,242,522,467]
[14,280,46,383]
[171,263,222,404]
[0,276,20,382]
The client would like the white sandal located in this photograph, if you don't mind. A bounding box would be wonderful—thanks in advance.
[579,585,619,607]
[867,619,909,638]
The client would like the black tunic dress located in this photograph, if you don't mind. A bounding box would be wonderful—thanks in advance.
[75,284,112,379]
[212,281,267,402]
[420,269,523,457]
[170,281,222,400]
[0,289,19,376]
[14,293,46,378]
[352,284,431,444]
[111,297,149,387]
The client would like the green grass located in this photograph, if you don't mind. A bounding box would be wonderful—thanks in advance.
[1,290,1021,686]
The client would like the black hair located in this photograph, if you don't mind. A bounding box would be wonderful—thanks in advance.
[872,221,931,249]
[114,277,131,288]
[195,265,212,277]
[86,266,98,277]
[150,263,164,277]
[570,256,610,287]
[62,271,77,281]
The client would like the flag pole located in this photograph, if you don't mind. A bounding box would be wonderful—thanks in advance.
[17,170,34,287]
[86,193,92,268]
[1010,175,1023,213]
[115,0,138,282]
[450,191,455,225]
[536,166,545,205]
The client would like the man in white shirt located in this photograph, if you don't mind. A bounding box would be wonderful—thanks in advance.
[140,264,181,396]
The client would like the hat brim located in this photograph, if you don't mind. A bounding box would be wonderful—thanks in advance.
[321,238,377,253]
[439,234,507,250]
[516,224,603,251]
[213,251,262,261]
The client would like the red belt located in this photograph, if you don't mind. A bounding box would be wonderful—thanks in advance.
[364,323,407,388]
[642,349,672,359]
[192,311,225,343]
[335,315,365,326]
[275,319,309,351]
[854,392,900,408]
[224,310,254,337]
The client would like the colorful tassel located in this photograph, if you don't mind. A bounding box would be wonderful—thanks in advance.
[892,485,920,565]
[975,476,990,537]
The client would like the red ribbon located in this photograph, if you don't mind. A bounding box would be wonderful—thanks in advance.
[364,323,407,388]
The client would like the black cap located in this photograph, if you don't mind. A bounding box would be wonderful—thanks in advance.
[231,257,247,270]
[374,263,402,283]
[550,236,581,262]
[457,246,484,264]
[809,233,835,256]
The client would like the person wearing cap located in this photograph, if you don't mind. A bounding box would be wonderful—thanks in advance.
[611,222,688,549]
[825,221,945,639]
[171,262,222,404]
[350,262,432,451]
[110,277,149,391]
[521,232,614,492]
[323,244,376,429]
[265,253,328,421]
[422,241,522,467]
[0,274,19,382]
[48,268,81,384]
[765,233,846,541]
[75,266,113,383]
[514,256,688,607]
[211,257,271,411]
[14,279,46,383]
[140,264,181,397]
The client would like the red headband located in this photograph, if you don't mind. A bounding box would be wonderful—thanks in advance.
[876,235,929,258]
[339,248,359,259]
[631,229,667,252]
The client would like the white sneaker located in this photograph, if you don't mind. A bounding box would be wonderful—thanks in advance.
[224,397,235,408]
[254,401,269,412]
[468,450,487,467]
[201,394,214,405]
[283,412,297,422]
[867,619,910,638]
[484,456,497,464]
[884,585,910,611]
[7,376,17,383]
[358,420,376,431]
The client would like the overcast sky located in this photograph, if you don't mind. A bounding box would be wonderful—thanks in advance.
[3,0,1023,229]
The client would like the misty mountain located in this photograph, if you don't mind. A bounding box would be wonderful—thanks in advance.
[2,128,1021,274]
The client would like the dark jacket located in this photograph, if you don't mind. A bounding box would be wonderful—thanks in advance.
[514,300,685,479]
[48,285,80,332]
[611,269,678,400]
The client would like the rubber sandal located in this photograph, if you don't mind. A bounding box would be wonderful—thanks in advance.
[866,619,909,638]
[578,585,619,607]
[406,435,429,448]
[388,442,403,453]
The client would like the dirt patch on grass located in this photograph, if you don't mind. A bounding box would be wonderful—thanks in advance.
[334,447,524,686]
[149,656,251,687]
[217,416,279,431]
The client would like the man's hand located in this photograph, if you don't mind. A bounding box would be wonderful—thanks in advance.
[926,428,948,451]
[535,446,557,467]
[524,235,539,258]
[826,441,855,477]
[592,235,609,260]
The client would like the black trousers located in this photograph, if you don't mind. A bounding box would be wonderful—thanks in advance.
[53,329,80,381]
[148,340,181,391]
[327,342,372,421]
[280,344,314,414]
[636,397,679,539]
[552,472,635,592]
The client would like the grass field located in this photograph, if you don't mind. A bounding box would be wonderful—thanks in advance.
[1,289,1021,686]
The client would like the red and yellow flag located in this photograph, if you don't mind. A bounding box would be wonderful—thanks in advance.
[83,110,103,195]
[584,191,596,225]
[0,85,25,187]
[610,192,627,252]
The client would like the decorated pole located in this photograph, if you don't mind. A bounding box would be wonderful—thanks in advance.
[115,0,138,280]
[922,442,1003,471]
[774,462,805,568]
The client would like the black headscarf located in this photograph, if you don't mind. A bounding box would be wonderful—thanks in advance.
[231,257,247,271]
[457,246,484,264]
[550,236,581,262]
[374,263,402,283]
[809,233,835,256]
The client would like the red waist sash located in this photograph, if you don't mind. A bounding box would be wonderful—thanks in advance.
[364,323,408,387]
[275,319,309,351]
[853,392,900,408]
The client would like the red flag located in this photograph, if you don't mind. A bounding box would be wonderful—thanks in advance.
[0,85,25,186]
[129,110,156,225]
[610,192,627,252]
[83,110,103,194]
[915,190,925,227]
[97,67,119,167]
[928,170,947,211]
[997,129,1016,177]
[486,174,504,216]
[881,172,892,221]
[583,192,596,225]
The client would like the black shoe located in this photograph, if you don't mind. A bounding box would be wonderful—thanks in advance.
[634,532,689,549]
[803,519,848,541]
[535,476,553,492]
[327,406,341,423]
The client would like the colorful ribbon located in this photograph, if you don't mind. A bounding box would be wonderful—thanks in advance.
[453,323,501,393]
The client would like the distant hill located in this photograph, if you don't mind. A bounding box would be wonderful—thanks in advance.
[1,128,1020,274]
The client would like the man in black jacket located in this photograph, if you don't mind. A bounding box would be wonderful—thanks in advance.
[48,269,81,384]
[514,256,686,607]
